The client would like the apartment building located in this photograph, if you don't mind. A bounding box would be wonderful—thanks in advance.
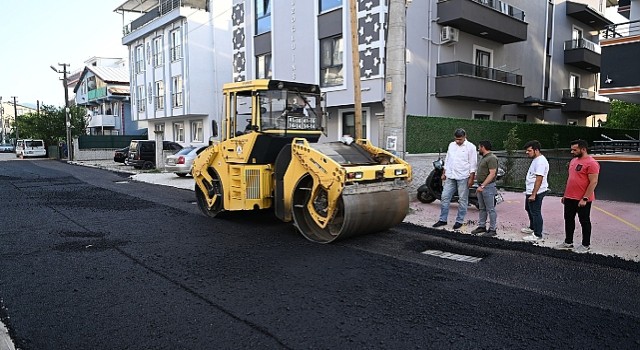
[73,57,141,136]
[0,100,37,144]
[115,0,232,146]
[600,0,640,104]
[230,0,615,148]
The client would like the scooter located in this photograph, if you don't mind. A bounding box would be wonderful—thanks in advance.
[417,157,504,209]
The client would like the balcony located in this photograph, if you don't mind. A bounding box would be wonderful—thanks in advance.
[561,88,610,115]
[436,61,524,104]
[437,0,527,44]
[87,87,108,101]
[599,20,640,103]
[87,114,117,128]
[566,1,613,30]
[117,0,208,43]
[564,38,601,72]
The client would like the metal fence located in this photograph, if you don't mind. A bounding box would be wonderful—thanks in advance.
[495,153,571,195]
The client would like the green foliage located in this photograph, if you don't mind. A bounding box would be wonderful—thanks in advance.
[15,105,87,147]
[607,100,640,129]
[501,126,520,187]
[406,115,639,153]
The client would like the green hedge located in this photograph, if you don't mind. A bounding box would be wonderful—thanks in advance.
[78,135,146,149]
[406,116,639,153]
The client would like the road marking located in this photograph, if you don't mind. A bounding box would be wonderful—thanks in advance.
[421,250,482,263]
[593,205,640,232]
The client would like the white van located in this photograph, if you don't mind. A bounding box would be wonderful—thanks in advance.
[15,139,47,158]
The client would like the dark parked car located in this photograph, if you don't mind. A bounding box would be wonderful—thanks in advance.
[127,140,182,169]
[113,146,129,163]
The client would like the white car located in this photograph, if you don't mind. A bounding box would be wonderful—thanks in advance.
[164,146,207,177]
[0,143,14,153]
[15,139,46,158]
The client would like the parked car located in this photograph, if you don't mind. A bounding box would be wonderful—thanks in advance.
[165,146,207,177]
[113,146,129,163]
[127,140,182,169]
[0,143,14,153]
[15,139,46,158]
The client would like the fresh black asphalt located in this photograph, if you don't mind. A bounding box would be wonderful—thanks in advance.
[1,160,639,349]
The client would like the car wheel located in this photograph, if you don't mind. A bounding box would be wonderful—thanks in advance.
[176,173,188,177]
[142,161,155,170]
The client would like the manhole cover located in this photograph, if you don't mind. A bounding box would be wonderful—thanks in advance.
[422,249,483,263]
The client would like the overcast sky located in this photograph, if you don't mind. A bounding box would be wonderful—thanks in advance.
[0,0,128,108]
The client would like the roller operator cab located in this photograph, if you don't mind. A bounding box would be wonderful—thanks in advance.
[192,79,412,243]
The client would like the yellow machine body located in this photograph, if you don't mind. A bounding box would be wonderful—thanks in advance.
[192,79,411,243]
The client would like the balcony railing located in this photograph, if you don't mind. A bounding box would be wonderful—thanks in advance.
[123,0,208,35]
[601,19,640,39]
[562,88,597,100]
[87,87,108,101]
[452,0,526,21]
[437,61,523,85]
[564,38,601,54]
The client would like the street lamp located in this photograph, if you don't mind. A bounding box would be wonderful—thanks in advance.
[51,64,73,160]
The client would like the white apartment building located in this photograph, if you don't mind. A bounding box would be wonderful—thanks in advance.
[230,0,616,148]
[116,0,233,146]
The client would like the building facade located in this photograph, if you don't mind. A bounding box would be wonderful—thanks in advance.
[116,0,232,146]
[230,0,616,148]
[74,57,141,136]
[0,99,38,144]
[600,0,640,104]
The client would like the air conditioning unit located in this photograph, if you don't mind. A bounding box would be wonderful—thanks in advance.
[440,26,459,44]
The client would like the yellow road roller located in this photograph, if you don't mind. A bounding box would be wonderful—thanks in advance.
[192,79,411,243]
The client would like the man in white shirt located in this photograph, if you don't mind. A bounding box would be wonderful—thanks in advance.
[433,128,477,230]
[521,140,550,242]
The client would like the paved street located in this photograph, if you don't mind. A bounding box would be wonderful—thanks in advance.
[1,157,639,349]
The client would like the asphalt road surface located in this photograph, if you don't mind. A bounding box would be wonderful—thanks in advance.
[1,160,639,349]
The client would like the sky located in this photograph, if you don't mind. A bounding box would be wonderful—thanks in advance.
[0,0,129,108]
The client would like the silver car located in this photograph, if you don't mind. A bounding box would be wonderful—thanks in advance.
[164,146,207,177]
[0,143,15,153]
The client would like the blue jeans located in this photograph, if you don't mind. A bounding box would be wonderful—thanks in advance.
[478,183,497,231]
[524,191,547,237]
[439,177,470,224]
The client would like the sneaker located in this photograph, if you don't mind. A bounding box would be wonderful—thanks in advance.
[523,234,543,242]
[432,221,447,228]
[521,227,534,234]
[554,242,574,250]
[573,245,590,253]
[481,230,497,237]
[452,222,463,230]
[470,227,486,235]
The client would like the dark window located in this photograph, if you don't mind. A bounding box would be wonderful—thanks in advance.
[320,36,344,87]
[342,111,367,137]
[473,113,490,120]
[256,53,272,79]
[255,0,271,34]
[503,114,527,122]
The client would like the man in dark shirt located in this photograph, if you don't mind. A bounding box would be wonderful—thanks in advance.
[471,140,499,236]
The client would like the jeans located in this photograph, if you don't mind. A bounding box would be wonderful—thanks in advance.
[439,177,470,224]
[524,191,546,237]
[478,183,497,231]
[563,198,592,246]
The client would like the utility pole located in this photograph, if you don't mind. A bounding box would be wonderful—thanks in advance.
[0,96,3,143]
[349,0,363,139]
[12,96,19,142]
[51,63,73,160]
[383,0,407,158]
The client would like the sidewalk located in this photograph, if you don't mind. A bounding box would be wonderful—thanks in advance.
[70,159,640,262]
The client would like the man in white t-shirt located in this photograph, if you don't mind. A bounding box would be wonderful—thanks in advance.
[433,128,477,230]
[521,140,549,242]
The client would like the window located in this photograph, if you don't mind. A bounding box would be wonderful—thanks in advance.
[135,45,145,74]
[342,111,367,138]
[473,112,491,120]
[256,53,272,79]
[191,120,204,142]
[474,47,492,79]
[570,73,581,96]
[503,114,527,122]
[153,36,164,67]
[320,0,342,12]
[170,29,182,61]
[155,81,164,110]
[255,0,271,34]
[320,36,344,87]
[172,75,183,107]
[137,85,146,112]
[173,122,185,142]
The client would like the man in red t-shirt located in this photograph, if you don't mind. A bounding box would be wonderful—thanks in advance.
[555,140,600,253]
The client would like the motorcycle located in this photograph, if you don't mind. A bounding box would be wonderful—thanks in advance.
[417,157,504,209]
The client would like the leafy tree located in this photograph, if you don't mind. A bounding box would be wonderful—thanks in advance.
[606,100,640,129]
[14,104,87,147]
[502,126,521,187]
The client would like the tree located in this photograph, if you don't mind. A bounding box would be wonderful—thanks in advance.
[14,105,86,146]
[606,100,640,129]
